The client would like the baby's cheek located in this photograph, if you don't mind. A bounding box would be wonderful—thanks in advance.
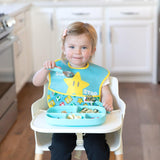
[84,54,91,60]
[65,54,72,59]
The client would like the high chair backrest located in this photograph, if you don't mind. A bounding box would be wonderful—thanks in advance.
[109,77,126,118]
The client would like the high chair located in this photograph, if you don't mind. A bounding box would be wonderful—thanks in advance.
[30,76,126,160]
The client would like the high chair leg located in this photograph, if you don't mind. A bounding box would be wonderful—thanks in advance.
[115,154,123,160]
[35,153,43,160]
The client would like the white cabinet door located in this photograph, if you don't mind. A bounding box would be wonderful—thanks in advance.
[106,20,153,74]
[13,11,32,93]
[55,20,104,67]
[25,10,33,79]
[14,28,27,93]
[31,8,56,72]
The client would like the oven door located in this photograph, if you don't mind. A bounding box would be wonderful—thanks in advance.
[0,34,17,142]
[0,35,16,98]
[0,34,17,117]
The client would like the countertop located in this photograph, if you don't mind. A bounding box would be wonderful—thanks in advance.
[32,0,157,7]
[0,3,31,16]
[0,1,158,16]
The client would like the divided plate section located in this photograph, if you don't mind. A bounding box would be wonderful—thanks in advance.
[46,105,106,127]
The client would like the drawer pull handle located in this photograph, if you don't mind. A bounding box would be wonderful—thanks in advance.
[72,12,90,16]
[19,19,24,23]
[121,12,139,15]
[50,14,54,31]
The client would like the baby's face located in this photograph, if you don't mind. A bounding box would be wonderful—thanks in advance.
[63,34,96,68]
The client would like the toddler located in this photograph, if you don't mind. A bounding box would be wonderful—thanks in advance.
[33,21,113,160]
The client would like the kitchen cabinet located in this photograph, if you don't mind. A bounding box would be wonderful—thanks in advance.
[105,6,155,81]
[31,7,105,69]
[30,4,157,82]
[31,7,57,72]
[25,10,33,81]
[13,9,33,93]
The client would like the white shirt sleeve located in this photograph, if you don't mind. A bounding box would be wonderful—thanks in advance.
[102,76,110,86]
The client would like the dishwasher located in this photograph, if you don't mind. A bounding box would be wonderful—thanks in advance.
[55,7,105,67]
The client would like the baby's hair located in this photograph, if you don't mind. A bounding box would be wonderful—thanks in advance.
[61,21,97,62]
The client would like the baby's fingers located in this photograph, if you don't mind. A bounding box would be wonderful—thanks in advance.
[104,104,113,112]
[50,61,56,68]
[43,60,55,69]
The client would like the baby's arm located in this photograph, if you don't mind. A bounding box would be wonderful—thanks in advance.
[101,85,113,112]
[32,60,56,86]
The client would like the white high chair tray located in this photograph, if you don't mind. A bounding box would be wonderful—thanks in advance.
[30,109,122,133]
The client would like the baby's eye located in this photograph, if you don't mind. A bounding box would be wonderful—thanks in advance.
[69,46,74,49]
[82,46,87,49]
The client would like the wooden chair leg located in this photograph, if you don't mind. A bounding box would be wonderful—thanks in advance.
[115,154,123,160]
[34,153,43,160]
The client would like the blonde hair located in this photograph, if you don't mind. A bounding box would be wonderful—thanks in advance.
[61,21,97,62]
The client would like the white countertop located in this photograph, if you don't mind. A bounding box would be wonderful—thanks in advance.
[32,0,157,7]
[0,1,158,16]
[0,2,31,15]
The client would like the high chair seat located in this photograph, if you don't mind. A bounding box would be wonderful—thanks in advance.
[30,76,126,160]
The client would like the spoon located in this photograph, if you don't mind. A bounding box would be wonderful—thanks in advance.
[48,67,74,78]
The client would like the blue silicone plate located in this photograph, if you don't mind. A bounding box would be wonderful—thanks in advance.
[46,105,107,127]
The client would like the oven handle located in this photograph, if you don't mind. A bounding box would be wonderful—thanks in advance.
[0,35,17,53]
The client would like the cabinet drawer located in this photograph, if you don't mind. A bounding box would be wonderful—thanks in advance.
[0,101,17,143]
[107,7,153,19]
[56,7,103,20]
[0,85,16,118]
[14,12,25,32]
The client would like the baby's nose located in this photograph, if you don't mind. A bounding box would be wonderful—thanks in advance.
[75,48,81,54]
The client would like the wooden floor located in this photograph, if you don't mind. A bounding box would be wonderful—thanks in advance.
[0,82,160,160]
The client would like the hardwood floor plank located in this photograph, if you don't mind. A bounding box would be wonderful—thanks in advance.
[141,124,160,160]
[119,83,143,160]
[136,88,155,124]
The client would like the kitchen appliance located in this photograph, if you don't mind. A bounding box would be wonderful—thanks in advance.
[0,13,17,142]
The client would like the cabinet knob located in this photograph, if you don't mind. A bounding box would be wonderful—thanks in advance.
[5,17,16,28]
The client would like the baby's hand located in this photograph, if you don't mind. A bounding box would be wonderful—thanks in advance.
[43,60,56,69]
[103,99,113,112]
[101,85,113,112]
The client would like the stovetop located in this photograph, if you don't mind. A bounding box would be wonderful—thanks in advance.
[0,13,15,40]
[0,13,5,18]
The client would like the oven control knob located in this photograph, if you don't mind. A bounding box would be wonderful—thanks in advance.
[0,22,4,32]
[5,17,16,28]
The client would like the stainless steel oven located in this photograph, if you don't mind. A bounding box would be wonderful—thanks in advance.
[0,13,17,142]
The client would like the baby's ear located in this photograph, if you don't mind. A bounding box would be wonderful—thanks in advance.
[92,47,96,55]
[62,46,65,53]
[61,46,64,51]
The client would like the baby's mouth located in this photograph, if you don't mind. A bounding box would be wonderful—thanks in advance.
[72,57,82,60]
